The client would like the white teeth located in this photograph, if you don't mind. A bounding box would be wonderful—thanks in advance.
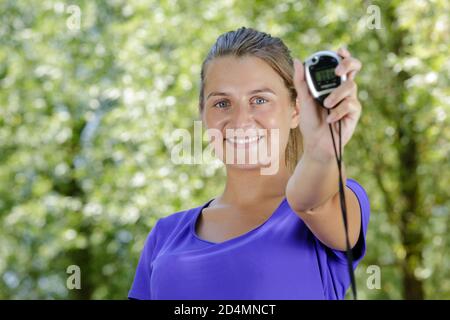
[226,136,262,144]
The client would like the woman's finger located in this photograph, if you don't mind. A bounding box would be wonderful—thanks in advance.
[293,58,313,102]
[326,97,361,123]
[323,80,358,108]
[335,57,362,77]
[337,47,351,58]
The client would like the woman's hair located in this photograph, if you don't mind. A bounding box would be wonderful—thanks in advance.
[198,26,303,174]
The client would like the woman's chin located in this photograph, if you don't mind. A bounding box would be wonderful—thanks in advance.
[225,162,265,170]
[224,156,274,170]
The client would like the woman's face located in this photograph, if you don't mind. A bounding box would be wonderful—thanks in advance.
[201,55,300,173]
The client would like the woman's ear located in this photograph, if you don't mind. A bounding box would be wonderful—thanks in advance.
[290,98,301,129]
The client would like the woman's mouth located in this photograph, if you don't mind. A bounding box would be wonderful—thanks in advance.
[224,136,264,148]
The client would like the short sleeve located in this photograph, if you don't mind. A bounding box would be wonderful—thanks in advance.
[327,178,371,265]
[128,220,160,300]
[313,178,371,298]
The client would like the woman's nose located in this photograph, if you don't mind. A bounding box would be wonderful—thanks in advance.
[231,103,254,128]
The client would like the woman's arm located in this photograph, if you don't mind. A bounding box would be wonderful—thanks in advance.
[286,152,361,251]
[287,47,363,251]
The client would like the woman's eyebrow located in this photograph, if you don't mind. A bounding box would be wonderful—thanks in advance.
[206,87,276,100]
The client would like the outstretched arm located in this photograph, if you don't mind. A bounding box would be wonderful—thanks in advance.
[286,47,363,251]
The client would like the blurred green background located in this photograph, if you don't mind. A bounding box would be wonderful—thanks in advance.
[0,0,449,299]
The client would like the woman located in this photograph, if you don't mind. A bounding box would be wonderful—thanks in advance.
[129,27,370,300]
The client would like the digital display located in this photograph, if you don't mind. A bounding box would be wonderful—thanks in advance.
[315,68,336,82]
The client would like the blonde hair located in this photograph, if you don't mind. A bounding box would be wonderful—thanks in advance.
[198,27,303,174]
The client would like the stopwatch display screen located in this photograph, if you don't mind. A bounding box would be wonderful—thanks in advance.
[315,68,336,82]
[312,65,341,90]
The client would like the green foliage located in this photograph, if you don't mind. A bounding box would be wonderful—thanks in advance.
[0,0,448,299]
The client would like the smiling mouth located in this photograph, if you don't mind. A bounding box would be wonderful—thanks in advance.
[224,136,264,145]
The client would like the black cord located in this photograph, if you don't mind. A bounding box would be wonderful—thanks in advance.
[323,105,357,300]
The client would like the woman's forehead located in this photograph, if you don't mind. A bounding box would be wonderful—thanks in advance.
[204,55,286,92]
[206,55,276,77]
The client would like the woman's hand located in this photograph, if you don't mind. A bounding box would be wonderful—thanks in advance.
[293,47,362,163]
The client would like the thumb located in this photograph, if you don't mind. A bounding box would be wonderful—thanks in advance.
[293,58,313,102]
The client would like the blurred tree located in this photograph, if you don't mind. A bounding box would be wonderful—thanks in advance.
[0,0,448,299]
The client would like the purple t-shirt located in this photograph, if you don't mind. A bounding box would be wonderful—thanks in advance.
[128,178,370,300]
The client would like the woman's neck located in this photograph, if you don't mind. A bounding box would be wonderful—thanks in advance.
[219,163,291,208]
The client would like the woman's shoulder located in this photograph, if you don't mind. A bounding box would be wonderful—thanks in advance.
[153,199,212,236]
[345,178,370,213]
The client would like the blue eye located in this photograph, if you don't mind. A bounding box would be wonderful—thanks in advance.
[213,100,230,109]
[253,97,268,105]
[213,97,268,108]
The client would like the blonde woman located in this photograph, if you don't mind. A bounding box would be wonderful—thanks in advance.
[129,27,369,300]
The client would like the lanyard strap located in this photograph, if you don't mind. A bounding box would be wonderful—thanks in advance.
[318,95,357,300]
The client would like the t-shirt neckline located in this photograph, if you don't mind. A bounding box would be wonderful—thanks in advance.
[190,196,287,246]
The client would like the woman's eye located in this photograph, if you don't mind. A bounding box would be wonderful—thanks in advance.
[253,97,268,105]
[213,98,267,108]
[213,100,229,109]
